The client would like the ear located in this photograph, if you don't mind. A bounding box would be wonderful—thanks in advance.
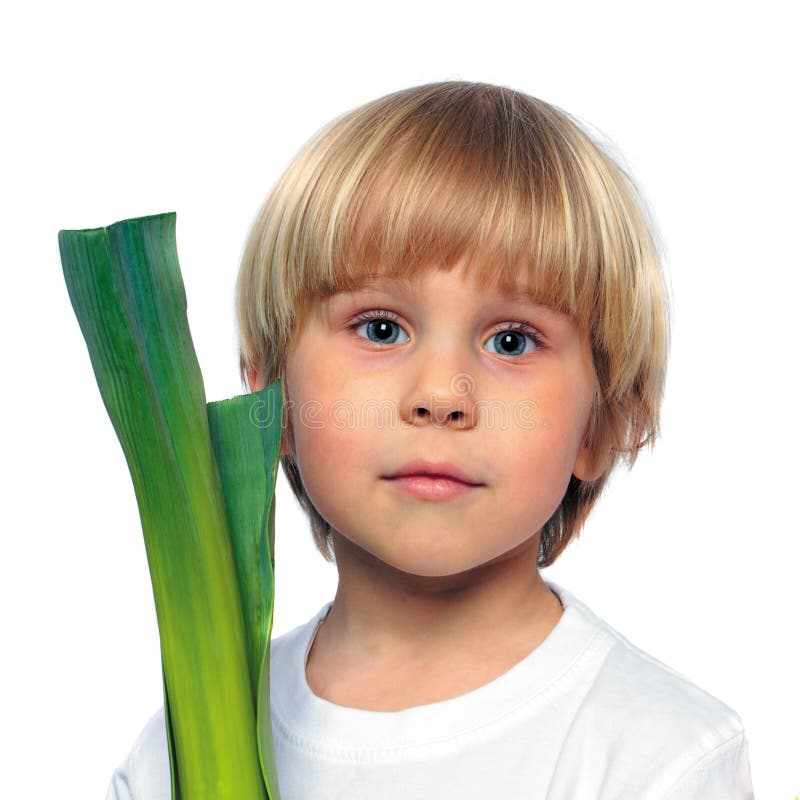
[247,367,265,393]
[247,367,293,458]
[572,440,604,483]
[571,416,605,483]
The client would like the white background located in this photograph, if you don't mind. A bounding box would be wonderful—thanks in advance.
[2,1,797,797]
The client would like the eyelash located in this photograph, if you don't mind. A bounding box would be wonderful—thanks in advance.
[348,308,545,355]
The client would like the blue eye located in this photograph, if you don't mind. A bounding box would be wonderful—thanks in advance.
[348,309,544,357]
[484,323,544,357]
[350,309,410,344]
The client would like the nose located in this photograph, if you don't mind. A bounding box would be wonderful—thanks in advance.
[400,344,480,429]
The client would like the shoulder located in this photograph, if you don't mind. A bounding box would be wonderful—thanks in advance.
[554,584,752,794]
[592,629,747,749]
[103,615,313,800]
[105,708,171,800]
[603,619,743,729]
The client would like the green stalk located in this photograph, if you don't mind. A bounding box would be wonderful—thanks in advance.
[58,212,281,799]
[207,387,282,791]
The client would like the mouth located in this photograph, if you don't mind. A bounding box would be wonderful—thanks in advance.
[382,473,483,501]
[382,459,485,489]
[383,474,479,486]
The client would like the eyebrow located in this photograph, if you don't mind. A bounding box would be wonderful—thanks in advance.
[335,274,412,293]
[337,274,569,321]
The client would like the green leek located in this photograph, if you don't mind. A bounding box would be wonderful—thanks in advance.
[58,212,282,799]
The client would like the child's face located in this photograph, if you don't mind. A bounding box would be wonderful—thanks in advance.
[266,258,598,578]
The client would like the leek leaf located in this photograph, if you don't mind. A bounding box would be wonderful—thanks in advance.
[58,212,281,799]
[207,384,282,791]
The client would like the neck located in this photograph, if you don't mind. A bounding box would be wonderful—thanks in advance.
[318,529,563,665]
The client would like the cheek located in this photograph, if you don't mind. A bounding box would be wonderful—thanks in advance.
[513,440,558,489]
[284,343,341,445]
[288,392,378,527]
[290,389,352,467]
[295,431,383,543]
[491,422,578,518]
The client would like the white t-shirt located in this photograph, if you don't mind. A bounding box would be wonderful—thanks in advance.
[105,580,755,799]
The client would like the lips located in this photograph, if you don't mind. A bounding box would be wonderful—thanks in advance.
[383,458,484,486]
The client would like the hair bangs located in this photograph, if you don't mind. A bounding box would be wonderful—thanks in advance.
[301,98,604,337]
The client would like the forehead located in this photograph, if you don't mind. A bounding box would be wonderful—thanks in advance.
[328,271,573,323]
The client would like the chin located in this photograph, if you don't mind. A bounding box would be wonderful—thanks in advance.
[380,546,492,584]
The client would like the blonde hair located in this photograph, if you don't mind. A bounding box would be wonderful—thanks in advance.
[235,80,671,567]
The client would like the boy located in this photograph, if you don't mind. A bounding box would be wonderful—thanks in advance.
[106,80,754,799]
